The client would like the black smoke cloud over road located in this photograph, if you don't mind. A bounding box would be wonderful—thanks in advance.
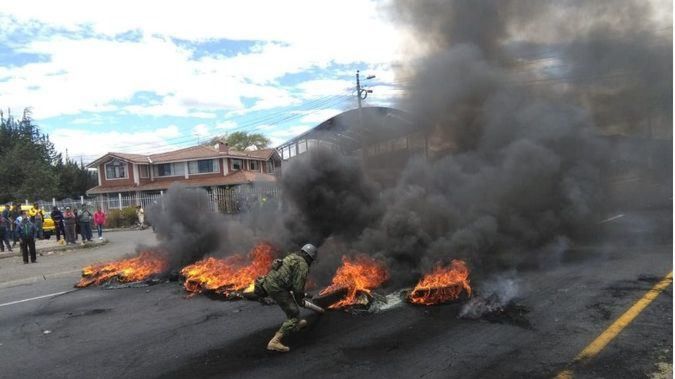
[280,147,382,247]
[145,184,284,269]
[146,1,670,287]
[343,0,670,285]
[145,185,224,269]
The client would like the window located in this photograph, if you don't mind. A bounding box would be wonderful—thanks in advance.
[231,159,242,170]
[139,165,150,178]
[105,159,127,179]
[156,163,173,177]
[298,140,307,154]
[189,159,217,174]
[249,160,258,171]
[265,161,275,173]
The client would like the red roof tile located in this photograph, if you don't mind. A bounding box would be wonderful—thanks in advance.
[87,145,279,168]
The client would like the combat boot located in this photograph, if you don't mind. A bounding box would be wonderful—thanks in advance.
[295,319,308,331]
[266,332,290,352]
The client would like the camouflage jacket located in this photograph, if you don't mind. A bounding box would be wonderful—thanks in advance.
[263,252,309,298]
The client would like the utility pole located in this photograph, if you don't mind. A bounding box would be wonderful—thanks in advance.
[356,70,375,109]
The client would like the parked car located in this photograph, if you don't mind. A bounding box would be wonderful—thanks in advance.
[20,205,55,239]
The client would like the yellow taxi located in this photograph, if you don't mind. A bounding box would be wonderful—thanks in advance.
[21,205,56,239]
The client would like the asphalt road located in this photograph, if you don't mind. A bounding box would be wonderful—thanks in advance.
[0,213,671,379]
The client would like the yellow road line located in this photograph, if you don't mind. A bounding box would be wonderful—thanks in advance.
[554,271,673,379]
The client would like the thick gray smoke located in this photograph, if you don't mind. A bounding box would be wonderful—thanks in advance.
[146,1,670,289]
[345,0,672,285]
[146,184,281,270]
[280,147,382,247]
[145,185,224,269]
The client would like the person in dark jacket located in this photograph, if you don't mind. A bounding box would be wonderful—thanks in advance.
[73,208,80,241]
[51,206,64,242]
[0,209,12,252]
[78,205,93,243]
[18,211,37,263]
[261,243,317,352]
[10,204,20,246]
[29,203,45,239]
[63,207,77,245]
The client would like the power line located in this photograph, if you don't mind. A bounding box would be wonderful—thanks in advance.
[75,94,354,162]
[98,93,352,154]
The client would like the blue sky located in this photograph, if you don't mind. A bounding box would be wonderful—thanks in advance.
[0,0,406,164]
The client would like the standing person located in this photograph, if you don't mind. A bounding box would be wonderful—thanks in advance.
[259,243,319,352]
[63,207,77,245]
[33,204,44,240]
[10,204,20,246]
[2,204,10,221]
[1,205,12,251]
[18,211,37,264]
[0,209,12,252]
[93,207,106,240]
[136,205,145,229]
[78,205,93,243]
[73,208,80,241]
[51,206,64,243]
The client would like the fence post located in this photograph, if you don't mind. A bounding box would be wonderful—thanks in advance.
[118,193,122,210]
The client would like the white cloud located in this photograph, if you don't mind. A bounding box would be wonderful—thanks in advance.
[50,124,182,161]
[294,108,343,124]
[296,79,353,99]
[1,1,403,55]
[0,0,410,126]
[267,124,313,147]
[192,123,209,137]
[215,120,238,130]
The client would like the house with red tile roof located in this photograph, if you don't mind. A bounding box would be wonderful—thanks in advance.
[85,141,281,198]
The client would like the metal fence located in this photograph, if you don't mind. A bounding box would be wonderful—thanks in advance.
[27,183,282,215]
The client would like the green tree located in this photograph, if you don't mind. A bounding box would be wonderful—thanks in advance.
[207,131,271,150]
[0,108,97,203]
[55,157,97,199]
[0,109,59,202]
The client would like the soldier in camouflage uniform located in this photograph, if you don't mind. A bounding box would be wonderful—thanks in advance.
[261,243,317,352]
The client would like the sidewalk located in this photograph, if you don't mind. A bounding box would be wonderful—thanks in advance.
[0,237,109,260]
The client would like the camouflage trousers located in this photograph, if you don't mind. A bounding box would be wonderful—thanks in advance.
[267,289,300,335]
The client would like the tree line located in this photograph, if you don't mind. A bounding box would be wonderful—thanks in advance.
[205,131,271,151]
[0,108,96,203]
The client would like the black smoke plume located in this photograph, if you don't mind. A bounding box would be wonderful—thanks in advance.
[347,0,672,286]
[145,1,670,290]
[145,185,224,269]
[280,147,382,247]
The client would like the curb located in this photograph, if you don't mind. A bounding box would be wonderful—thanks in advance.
[0,239,110,260]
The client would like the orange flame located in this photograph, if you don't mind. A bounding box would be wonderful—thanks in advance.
[75,250,170,288]
[319,255,389,309]
[409,259,472,305]
[180,242,275,295]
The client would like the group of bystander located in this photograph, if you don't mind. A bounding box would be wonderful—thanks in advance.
[0,203,107,264]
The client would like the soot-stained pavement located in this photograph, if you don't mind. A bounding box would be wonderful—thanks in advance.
[0,218,670,379]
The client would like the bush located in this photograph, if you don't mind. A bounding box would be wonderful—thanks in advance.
[105,207,139,228]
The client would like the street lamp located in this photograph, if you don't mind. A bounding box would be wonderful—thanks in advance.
[356,70,376,108]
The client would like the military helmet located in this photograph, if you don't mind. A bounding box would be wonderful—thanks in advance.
[300,243,318,260]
